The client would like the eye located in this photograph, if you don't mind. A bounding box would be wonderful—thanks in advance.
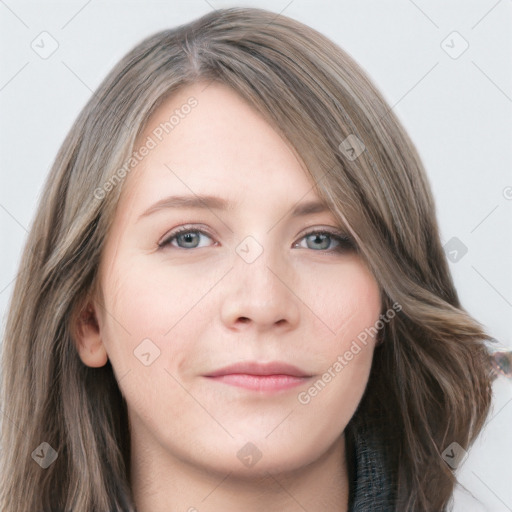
[294,229,354,253]
[158,225,354,253]
[158,226,215,249]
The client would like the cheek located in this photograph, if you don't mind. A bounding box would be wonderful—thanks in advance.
[102,251,204,330]
[98,256,219,373]
[97,260,206,424]
[297,262,381,412]
[309,259,382,340]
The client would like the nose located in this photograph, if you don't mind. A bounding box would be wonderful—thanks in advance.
[219,246,301,333]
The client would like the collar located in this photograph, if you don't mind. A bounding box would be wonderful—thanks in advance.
[345,411,396,511]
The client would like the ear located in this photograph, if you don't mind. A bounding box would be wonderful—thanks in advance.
[73,301,109,367]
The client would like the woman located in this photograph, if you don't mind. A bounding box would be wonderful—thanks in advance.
[0,7,493,511]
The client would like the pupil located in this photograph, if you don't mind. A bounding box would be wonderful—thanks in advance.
[181,233,197,246]
[312,234,328,249]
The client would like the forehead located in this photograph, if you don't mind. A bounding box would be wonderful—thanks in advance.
[120,81,324,214]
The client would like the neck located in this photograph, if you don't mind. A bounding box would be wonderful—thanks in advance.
[130,432,350,512]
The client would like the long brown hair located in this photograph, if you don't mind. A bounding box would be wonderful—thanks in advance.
[0,7,492,511]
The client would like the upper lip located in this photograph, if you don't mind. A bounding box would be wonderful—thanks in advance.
[205,361,312,378]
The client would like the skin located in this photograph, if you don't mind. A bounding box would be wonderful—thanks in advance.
[75,81,382,512]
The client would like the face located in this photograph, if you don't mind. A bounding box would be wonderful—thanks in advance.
[78,82,382,479]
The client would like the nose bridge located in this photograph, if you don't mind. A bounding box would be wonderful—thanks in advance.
[234,234,285,297]
[220,233,300,330]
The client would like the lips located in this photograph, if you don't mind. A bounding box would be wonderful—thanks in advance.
[204,361,313,392]
[204,361,312,378]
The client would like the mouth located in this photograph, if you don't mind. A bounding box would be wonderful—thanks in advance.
[203,361,313,392]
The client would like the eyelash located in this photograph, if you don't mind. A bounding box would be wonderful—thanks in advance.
[158,225,354,253]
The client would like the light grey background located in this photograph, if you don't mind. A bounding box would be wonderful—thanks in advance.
[1,1,511,510]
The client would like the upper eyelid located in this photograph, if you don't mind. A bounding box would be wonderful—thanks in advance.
[158,224,213,247]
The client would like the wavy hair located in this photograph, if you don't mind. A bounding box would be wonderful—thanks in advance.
[0,7,492,511]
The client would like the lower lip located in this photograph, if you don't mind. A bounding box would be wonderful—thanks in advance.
[205,374,310,392]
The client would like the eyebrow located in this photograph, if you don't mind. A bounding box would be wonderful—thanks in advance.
[138,194,331,220]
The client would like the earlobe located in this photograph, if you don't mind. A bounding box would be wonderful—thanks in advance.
[73,302,109,368]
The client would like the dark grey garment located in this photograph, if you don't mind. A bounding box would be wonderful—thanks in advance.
[346,412,396,511]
